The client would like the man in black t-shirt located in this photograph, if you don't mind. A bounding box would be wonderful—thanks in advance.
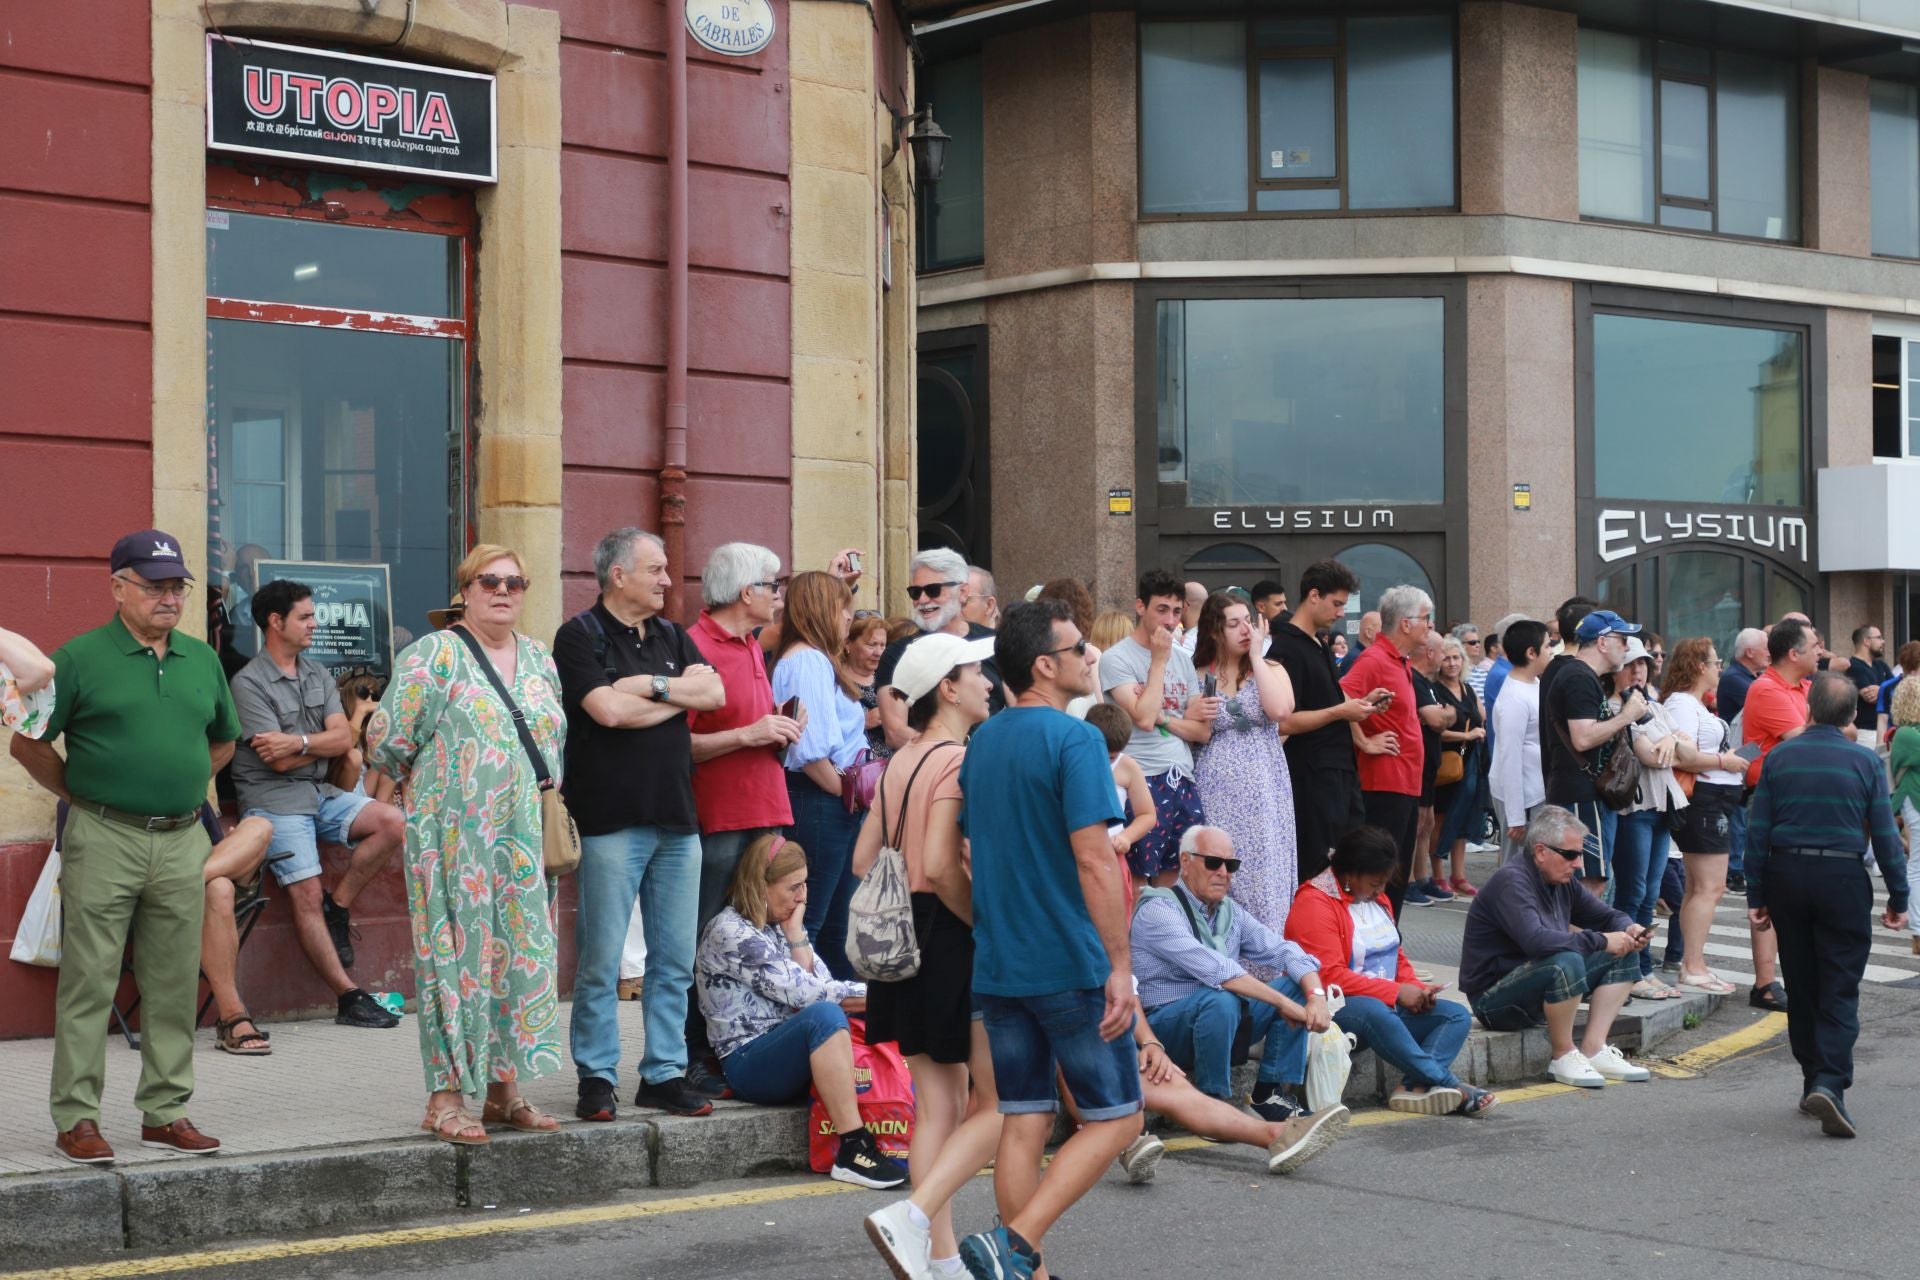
[553,528,726,1123]
[1273,560,1386,881]
[1845,625,1891,734]
[875,547,1005,748]
[1542,609,1648,895]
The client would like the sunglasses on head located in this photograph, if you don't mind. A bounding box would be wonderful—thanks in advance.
[469,573,530,594]
[906,580,962,601]
[1191,854,1241,873]
[1545,843,1585,862]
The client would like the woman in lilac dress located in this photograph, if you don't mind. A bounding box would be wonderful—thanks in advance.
[1192,592,1300,933]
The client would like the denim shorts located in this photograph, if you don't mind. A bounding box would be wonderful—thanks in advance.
[979,989,1143,1122]
[246,789,374,886]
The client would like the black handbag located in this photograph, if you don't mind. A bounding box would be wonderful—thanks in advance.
[1552,712,1641,812]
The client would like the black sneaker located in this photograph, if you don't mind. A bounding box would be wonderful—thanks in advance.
[322,892,356,969]
[1801,1086,1856,1138]
[1727,871,1748,894]
[336,988,399,1029]
[687,1056,734,1099]
[1250,1085,1307,1124]
[831,1130,908,1189]
[634,1075,714,1117]
[577,1077,618,1122]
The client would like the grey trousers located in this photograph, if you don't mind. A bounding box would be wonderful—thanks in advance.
[1495,798,1542,865]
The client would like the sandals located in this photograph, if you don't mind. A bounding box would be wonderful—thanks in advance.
[1749,980,1789,1013]
[1630,979,1683,1001]
[421,1101,490,1146]
[1677,970,1737,995]
[1448,877,1479,898]
[1455,1086,1499,1117]
[214,1011,272,1055]
[481,1095,560,1134]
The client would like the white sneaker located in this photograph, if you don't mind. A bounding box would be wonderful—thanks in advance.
[864,1199,932,1280]
[1585,1043,1651,1082]
[1118,1131,1165,1184]
[1468,841,1499,854]
[1549,1049,1606,1088]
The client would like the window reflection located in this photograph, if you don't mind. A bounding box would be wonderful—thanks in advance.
[918,55,984,269]
[1336,542,1435,630]
[207,211,460,318]
[1665,550,1744,664]
[1871,80,1920,258]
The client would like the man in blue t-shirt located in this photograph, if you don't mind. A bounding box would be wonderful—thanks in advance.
[955,599,1136,1280]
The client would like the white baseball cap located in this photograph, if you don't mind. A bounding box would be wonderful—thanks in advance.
[890,632,996,703]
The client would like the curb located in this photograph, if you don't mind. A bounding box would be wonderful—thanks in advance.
[0,988,1730,1263]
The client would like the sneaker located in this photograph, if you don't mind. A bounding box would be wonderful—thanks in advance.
[617,976,645,1001]
[336,988,400,1029]
[1726,871,1748,893]
[634,1075,714,1117]
[864,1199,932,1280]
[1117,1131,1165,1184]
[576,1077,617,1122]
[1423,879,1455,901]
[686,1056,734,1099]
[1467,840,1499,854]
[1548,1049,1606,1088]
[1585,1043,1651,1082]
[1402,882,1433,907]
[1249,1084,1306,1124]
[1387,1085,1465,1115]
[1265,1104,1349,1174]
[958,1225,1037,1280]
[321,892,356,969]
[832,1130,908,1189]
[1801,1086,1856,1138]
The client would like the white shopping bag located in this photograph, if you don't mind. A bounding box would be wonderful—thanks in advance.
[1304,984,1356,1113]
[9,844,62,967]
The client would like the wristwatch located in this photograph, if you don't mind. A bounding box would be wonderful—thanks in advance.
[651,674,671,701]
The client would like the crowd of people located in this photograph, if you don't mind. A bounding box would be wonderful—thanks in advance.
[4,528,1913,1276]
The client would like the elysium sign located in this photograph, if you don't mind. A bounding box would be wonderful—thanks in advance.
[1596,507,1810,564]
[1211,507,1399,532]
[685,0,776,56]
[206,37,497,183]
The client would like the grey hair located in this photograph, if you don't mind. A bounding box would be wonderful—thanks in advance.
[911,547,969,582]
[1733,627,1768,660]
[701,542,781,608]
[1379,584,1433,631]
[1524,804,1585,854]
[1807,670,1859,728]
[968,565,998,599]
[592,527,664,591]
[1451,622,1479,640]
[1178,824,1233,857]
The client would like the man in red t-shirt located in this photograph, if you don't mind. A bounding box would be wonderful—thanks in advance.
[1340,584,1432,917]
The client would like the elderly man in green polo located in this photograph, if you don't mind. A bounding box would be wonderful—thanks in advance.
[10,529,240,1165]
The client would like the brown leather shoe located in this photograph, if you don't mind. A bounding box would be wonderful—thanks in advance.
[140,1117,221,1155]
[56,1120,115,1165]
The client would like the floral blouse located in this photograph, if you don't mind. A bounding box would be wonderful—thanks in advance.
[696,907,864,1058]
[1,664,53,739]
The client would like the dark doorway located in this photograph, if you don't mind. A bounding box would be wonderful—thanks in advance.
[917,326,990,566]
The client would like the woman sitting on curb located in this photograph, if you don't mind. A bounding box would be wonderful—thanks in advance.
[695,832,908,1190]
[1287,825,1498,1117]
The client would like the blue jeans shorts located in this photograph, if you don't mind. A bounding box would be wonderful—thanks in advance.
[246,789,374,886]
[979,989,1143,1122]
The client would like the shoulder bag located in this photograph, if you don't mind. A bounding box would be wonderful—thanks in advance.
[844,742,958,982]
[451,626,581,878]
[1550,701,1641,812]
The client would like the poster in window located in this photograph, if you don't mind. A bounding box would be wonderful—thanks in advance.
[254,560,394,679]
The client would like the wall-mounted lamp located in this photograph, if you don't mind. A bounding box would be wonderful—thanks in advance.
[892,103,950,186]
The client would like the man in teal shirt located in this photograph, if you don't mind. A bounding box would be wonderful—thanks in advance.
[10,530,239,1165]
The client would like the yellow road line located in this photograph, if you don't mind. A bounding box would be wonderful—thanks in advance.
[1667,1012,1788,1071]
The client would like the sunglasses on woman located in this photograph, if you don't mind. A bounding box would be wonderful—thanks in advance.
[906,580,962,601]
[469,573,530,594]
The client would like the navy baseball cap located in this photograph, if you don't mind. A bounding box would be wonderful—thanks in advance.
[1574,609,1639,643]
[109,529,194,581]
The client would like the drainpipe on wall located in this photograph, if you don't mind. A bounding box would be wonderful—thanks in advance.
[661,12,692,621]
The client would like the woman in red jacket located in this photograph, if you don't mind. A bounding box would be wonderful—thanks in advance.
[1287,826,1498,1116]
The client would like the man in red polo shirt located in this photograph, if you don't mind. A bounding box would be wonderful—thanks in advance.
[1733,617,1820,1014]
[1339,584,1432,918]
[685,541,804,1093]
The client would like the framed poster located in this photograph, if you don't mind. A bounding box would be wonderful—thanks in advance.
[253,560,394,678]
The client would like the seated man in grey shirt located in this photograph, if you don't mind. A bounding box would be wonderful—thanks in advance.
[229,580,406,1028]
[1132,825,1346,1162]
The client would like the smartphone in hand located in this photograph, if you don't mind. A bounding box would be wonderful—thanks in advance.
[779,695,801,720]
[1202,673,1218,698]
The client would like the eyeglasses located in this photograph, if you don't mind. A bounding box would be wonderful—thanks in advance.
[751,578,791,595]
[115,575,193,601]
[469,573,530,594]
[906,580,963,602]
[853,610,881,619]
[1044,639,1090,659]
[1544,843,1586,862]
[1189,854,1241,873]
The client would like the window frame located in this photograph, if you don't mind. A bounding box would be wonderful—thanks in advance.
[1576,27,1799,246]
[1872,318,1920,463]
[1135,9,1461,222]
[1869,78,1920,262]
[916,52,985,273]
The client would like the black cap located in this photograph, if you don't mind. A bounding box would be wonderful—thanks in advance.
[109,529,194,581]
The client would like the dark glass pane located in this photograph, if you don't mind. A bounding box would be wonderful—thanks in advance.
[1348,16,1455,210]
[1665,550,1744,662]
[207,319,460,661]
[1335,543,1435,626]
[1259,58,1336,180]
[1167,296,1446,506]
[1596,563,1635,616]
[206,211,459,317]
[1871,80,1920,258]
[1141,23,1249,214]
[1578,30,1655,223]
[1659,79,1710,201]
[1593,313,1803,507]
[1873,335,1902,459]
[916,360,974,511]
[1256,187,1341,211]
[920,54,983,268]
[1656,41,1711,76]
[1767,573,1809,625]
[1156,301,1187,484]
[1716,51,1797,241]
[1252,17,1337,48]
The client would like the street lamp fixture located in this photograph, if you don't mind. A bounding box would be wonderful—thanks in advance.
[898,104,950,186]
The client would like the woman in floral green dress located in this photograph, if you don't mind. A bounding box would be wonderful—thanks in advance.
[365,545,565,1144]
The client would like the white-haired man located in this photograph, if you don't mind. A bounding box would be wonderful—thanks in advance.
[1339,585,1432,917]
[964,565,999,630]
[877,547,1004,748]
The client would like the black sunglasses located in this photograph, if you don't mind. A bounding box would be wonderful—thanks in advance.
[906,580,963,601]
[469,573,530,594]
[1545,843,1585,862]
[1191,854,1241,873]
[1044,639,1090,658]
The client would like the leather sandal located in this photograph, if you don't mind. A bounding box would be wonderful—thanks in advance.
[481,1095,559,1133]
[214,1011,272,1055]
[421,1101,489,1145]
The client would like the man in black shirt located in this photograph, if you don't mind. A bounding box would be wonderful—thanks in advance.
[875,547,1004,747]
[554,528,724,1123]
[1274,560,1386,881]
[1845,624,1891,734]
[1542,609,1647,897]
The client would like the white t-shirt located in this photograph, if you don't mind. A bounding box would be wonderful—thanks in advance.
[1347,898,1402,981]
[1488,677,1544,816]
[1099,635,1198,778]
[1663,690,1744,786]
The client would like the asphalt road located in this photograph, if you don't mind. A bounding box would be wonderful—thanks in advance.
[29,976,1917,1280]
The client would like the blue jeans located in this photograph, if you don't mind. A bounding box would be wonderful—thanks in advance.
[721,1001,850,1105]
[1145,977,1309,1101]
[1472,950,1640,1031]
[1333,994,1471,1090]
[1727,802,1747,877]
[981,989,1143,1121]
[1611,810,1670,978]
[572,825,701,1087]
[789,774,862,981]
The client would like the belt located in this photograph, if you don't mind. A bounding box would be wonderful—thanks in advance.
[76,800,199,833]
[1774,846,1866,861]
